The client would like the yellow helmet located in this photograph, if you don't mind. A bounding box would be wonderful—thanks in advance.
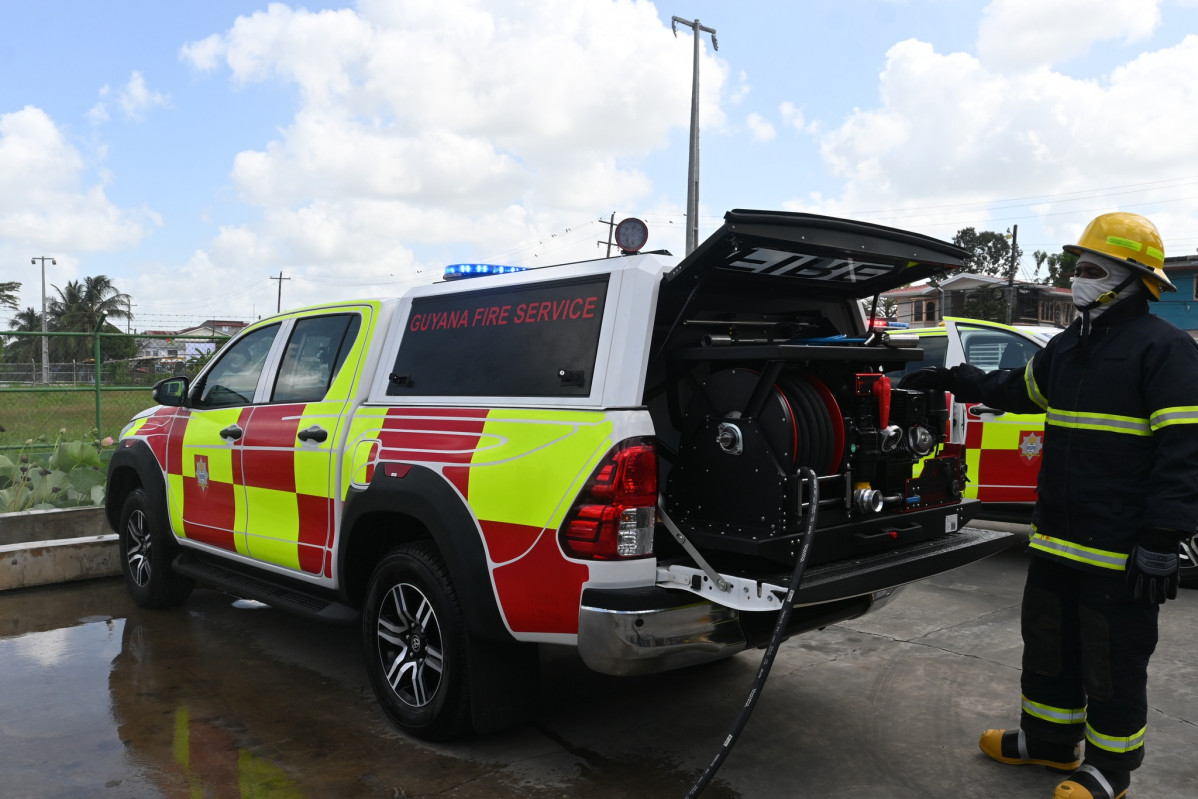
[1064,212,1175,300]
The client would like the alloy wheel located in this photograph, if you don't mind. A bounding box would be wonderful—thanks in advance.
[376,582,445,708]
[125,508,152,588]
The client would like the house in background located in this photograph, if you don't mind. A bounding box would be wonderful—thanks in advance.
[133,319,248,362]
[881,273,1076,329]
[1153,255,1198,338]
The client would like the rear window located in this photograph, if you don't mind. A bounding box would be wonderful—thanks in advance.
[388,275,609,397]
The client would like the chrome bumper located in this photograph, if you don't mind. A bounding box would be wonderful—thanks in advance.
[577,587,898,677]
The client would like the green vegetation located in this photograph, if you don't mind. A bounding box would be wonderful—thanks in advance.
[0,433,113,512]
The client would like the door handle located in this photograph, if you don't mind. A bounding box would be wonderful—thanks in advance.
[968,405,1006,417]
[219,424,243,441]
[297,425,329,443]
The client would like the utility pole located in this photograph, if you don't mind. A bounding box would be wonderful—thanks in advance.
[672,16,717,255]
[32,256,55,384]
[1005,225,1018,325]
[598,212,616,257]
[270,271,291,313]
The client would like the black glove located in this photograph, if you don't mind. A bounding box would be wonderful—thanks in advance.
[899,366,955,392]
[1127,528,1180,604]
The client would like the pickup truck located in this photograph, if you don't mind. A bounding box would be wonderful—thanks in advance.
[106,210,1012,740]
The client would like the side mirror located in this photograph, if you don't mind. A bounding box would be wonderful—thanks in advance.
[152,376,190,407]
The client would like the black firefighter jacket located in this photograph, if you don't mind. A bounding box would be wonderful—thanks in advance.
[951,296,1198,574]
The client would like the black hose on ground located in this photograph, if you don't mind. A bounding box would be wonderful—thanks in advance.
[685,467,820,798]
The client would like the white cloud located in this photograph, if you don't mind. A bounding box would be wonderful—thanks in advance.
[746,112,776,142]
[802,33,1198,247]
[179,0,727,282]
[978,0,1162,70]
[117,71,170,121]
[780,101,817,135]
[0,107,148,254]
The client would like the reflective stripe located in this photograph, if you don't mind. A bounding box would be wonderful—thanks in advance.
[1029,534,1129,571]
[1086,723,1145,754]
[1106,234,1143,254]
[1045,407,1151,437]
[1150,405,1198,430]
[1022,695,1086,725]
[1024,361,1048,411]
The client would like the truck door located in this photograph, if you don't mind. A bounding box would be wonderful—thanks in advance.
[168,323,282,554]
[240,309,368,578]
[942,319,1046,504]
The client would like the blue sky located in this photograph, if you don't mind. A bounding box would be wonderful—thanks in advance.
[4,0,1198,331]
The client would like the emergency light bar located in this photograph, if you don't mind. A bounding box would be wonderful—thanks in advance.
[443,263,528,280]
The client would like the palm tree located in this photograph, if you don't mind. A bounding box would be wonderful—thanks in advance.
[4,307,43,364]
[0,280,19,311]
[48,275,133,362]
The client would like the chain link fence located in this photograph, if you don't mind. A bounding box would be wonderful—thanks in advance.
[1,331,226,452]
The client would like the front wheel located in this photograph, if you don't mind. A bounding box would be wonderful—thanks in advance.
[1180,530,1198,589]
[362,543,470,741]
[118,489,194,608]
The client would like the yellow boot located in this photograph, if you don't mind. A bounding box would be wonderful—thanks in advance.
[978,729,1082,771]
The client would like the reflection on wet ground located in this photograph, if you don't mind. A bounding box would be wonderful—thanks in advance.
[0,579,728,799]
[7,550,1191,798]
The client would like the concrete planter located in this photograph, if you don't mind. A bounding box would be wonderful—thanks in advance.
[0,507,119,591]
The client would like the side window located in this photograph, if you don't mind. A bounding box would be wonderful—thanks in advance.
[389,275,609,397]
[271,313,361,403]
[958,325,1038,373]
[892,334,947,377]
[194,324,281,409]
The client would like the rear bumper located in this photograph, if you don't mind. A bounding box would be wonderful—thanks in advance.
[577,525,1013,676]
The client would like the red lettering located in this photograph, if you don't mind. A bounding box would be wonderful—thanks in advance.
[472,307,486,326]
[569,298,582,319]
[498,305,511,325]
[537,303,551,322]
[524,301,540,322]
[409,313,422,332]
[582,297,598,318]
[485,306,500,326]
[514,303,527,323]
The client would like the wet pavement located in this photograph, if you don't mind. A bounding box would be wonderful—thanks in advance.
[2,543,1195,798]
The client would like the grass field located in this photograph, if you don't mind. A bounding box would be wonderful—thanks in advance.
[0,387,154,450]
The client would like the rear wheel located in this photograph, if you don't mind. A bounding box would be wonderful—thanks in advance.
[362,543,471,740]
[118,489,194,608]
[1180,530,1198,589]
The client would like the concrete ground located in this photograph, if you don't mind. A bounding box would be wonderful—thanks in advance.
[1,535,1194,798]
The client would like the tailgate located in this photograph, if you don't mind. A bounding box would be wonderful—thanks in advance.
[655,525,1014,610]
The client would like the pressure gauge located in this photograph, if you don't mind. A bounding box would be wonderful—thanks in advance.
[614,217,649,253]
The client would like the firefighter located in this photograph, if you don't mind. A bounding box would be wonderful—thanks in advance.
[902,212,1198,799]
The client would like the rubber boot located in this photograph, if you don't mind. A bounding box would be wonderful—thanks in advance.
[978,729,1082,772]
[1054,764,1130,799]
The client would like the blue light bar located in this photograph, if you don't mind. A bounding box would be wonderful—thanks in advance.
[443,263,528,280]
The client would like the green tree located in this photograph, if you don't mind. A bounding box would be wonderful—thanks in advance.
[952,227,1023,277]
[48,275,133,362]
[4,307,42,364]
[1033,249,1077,289]
[0,280,19,311]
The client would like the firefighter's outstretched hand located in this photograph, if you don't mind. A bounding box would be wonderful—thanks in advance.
[1127,529,1180,604]
[898,367,954,392]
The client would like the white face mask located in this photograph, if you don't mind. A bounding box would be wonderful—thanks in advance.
[1072,260,1134,315]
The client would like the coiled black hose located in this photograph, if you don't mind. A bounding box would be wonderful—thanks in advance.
[685,467,820,798]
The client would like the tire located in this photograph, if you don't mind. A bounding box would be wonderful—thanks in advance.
[362,543,471,741]
[118,489,194,608]
[1180,530,1198,589]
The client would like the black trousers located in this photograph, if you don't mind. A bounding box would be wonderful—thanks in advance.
[1018,555,1159,771]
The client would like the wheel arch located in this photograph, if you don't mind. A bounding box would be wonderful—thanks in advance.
[338,465,511,642]
[105,442,171,537]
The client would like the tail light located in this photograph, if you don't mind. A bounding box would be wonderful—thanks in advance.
[561,440,657,560]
